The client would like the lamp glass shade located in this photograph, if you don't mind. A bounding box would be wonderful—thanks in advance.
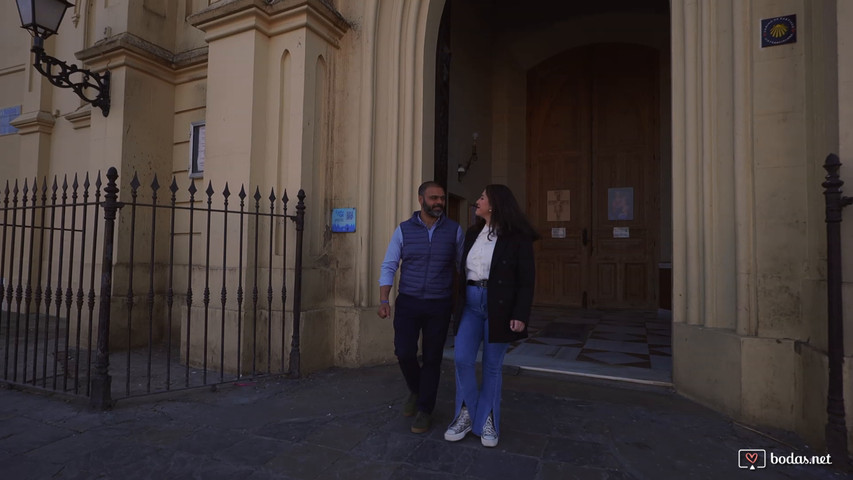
[16,0,73,39]
[16,0,33,27]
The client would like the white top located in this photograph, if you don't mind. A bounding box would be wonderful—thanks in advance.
[466,226,496,281]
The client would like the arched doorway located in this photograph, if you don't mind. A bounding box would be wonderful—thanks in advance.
[437,0,671,310]
[434,0,672,383]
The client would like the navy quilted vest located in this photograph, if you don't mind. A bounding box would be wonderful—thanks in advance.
[398,212,459,299]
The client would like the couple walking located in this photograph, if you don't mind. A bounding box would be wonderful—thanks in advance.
[377,181,537,447]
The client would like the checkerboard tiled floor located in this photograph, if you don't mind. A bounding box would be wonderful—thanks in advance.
[506,307,672,383]
[444,307,673,384]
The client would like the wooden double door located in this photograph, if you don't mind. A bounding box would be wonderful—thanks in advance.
[527,44,660,309]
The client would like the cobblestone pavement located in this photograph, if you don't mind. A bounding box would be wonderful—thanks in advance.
[0,361,846,479]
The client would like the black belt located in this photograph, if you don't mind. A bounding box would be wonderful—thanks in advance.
[466,279,488,288]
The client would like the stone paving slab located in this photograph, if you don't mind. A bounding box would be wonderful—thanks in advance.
[0,361,847,479]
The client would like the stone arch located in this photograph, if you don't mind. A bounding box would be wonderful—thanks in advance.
[358,0,447,306]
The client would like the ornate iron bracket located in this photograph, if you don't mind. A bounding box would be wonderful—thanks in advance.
[31,37,110,117]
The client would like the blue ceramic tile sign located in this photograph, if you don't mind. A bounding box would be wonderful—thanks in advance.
[0,105,21,135]
[331,208,356,233]
[761,15,796,48]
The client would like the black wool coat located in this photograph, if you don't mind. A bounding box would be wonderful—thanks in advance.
[454,225,535,343]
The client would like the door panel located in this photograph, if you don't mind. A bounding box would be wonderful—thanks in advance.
[596,263,617,300]
[528,44,659,308]
[590,44,659,308]
[625,262,648,303]
[527,48,591,306]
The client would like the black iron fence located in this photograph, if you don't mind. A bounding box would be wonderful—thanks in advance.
[0,167,305,409]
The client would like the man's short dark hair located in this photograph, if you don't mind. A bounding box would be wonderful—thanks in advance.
[418,181,444,197]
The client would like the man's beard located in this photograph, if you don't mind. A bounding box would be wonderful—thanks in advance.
[422,201,444,218]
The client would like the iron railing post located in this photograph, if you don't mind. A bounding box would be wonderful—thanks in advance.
[90,167,120,410]
[289,190,305,378]
[822,153,851,470]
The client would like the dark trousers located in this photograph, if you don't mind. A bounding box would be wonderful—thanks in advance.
[393,293,453,414]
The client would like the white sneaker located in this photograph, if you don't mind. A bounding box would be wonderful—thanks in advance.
[481,414,498,447]
[444,406,472,441]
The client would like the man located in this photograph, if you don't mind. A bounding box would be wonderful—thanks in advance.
[378,181,464,433]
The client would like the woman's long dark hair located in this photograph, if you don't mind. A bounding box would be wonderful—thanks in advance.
[475,184,540,240]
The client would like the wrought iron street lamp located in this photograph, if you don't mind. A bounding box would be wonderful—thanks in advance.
[15,0,111,116]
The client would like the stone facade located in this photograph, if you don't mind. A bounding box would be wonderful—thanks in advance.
[0,0,850,454]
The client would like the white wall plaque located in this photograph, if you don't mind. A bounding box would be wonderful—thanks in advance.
[613,227,630,238]
[551,227,566,238]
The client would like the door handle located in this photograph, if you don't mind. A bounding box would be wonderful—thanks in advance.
[582,228,588,246]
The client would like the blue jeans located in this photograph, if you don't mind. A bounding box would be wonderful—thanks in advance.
[453,285,509,436]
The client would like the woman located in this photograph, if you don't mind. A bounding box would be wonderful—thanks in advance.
[444,184,537,447]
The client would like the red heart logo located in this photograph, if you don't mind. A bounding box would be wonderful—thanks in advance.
[745,452,758,464]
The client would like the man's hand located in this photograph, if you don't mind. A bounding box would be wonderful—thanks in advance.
[509,319,525,332]
[377,285,393,318]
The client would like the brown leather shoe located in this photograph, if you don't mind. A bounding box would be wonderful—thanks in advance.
[411,411,431,433]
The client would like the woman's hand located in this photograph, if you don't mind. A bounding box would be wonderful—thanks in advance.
[509,319,525,332]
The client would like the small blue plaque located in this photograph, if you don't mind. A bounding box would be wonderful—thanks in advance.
[331,208,356,233]
[0,105,22,136]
